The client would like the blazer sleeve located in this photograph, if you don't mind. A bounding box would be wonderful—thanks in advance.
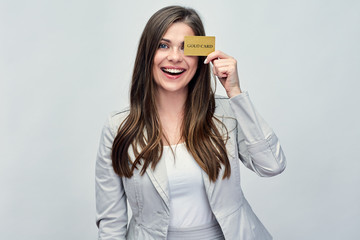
[229,92,287,177]
[95,115,128,239]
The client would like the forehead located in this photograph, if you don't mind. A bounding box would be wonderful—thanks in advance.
[162,22,195,40]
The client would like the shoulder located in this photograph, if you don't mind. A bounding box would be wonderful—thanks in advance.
[105,107,130,136]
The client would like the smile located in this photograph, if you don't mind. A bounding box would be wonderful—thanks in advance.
[161,67,186,75]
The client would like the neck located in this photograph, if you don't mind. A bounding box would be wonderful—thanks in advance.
[155,88,188,145]
[156,88,187,117]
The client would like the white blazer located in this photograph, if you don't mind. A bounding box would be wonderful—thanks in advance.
[95,92,286,240]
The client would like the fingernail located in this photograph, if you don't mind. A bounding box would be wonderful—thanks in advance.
[204,58,208,64]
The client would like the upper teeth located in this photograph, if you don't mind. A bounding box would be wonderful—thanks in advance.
[163,68,184,74]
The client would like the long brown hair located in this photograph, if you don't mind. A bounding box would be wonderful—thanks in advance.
[112,6,230,181]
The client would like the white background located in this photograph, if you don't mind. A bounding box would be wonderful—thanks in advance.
[1,0,359,239]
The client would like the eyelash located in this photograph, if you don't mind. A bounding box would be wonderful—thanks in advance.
[159,43,168,49]
[158,43,184,51]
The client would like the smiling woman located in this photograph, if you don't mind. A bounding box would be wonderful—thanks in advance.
[95,5,286,240]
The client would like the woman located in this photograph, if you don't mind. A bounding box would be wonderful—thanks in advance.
[96,5,286,240]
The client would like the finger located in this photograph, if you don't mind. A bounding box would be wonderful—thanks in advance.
[214,63,235,75]
[204,50,231,64]
[213,56,237,67]
[212,67,217,76]
[212,63,218,76]
[212,62,231,76]
[212,59,235,69]
[216,66,230,78]
[212,66,228,78]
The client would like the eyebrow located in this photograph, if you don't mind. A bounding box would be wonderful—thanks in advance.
[161,38,171,43]
[160,38,184,45]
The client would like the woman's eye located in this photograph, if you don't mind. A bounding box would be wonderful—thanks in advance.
[159,43,168,49]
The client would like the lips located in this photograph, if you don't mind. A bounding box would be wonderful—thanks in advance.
[161,67,186,75]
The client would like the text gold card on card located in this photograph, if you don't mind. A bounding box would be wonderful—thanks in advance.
[184,36,215,56]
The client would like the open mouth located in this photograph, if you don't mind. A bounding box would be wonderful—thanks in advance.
[161,67,186,75]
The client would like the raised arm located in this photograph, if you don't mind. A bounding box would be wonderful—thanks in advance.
[206,51,286,177]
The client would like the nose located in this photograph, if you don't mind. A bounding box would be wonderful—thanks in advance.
[167,47,183,62]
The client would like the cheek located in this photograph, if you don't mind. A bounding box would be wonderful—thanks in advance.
[189,58,198,74]
[152,52,163,78]
[185,56,198,69]
[153,49,168,67]
[153,52,161,66]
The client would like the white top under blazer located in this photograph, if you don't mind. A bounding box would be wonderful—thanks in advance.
[95,92,287,240]
[163,143,216,228]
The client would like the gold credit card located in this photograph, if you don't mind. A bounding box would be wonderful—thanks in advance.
[184,36,215,56]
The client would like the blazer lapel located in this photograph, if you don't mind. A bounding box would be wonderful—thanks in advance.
[202,110,225,201]
[145,157,170,210]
